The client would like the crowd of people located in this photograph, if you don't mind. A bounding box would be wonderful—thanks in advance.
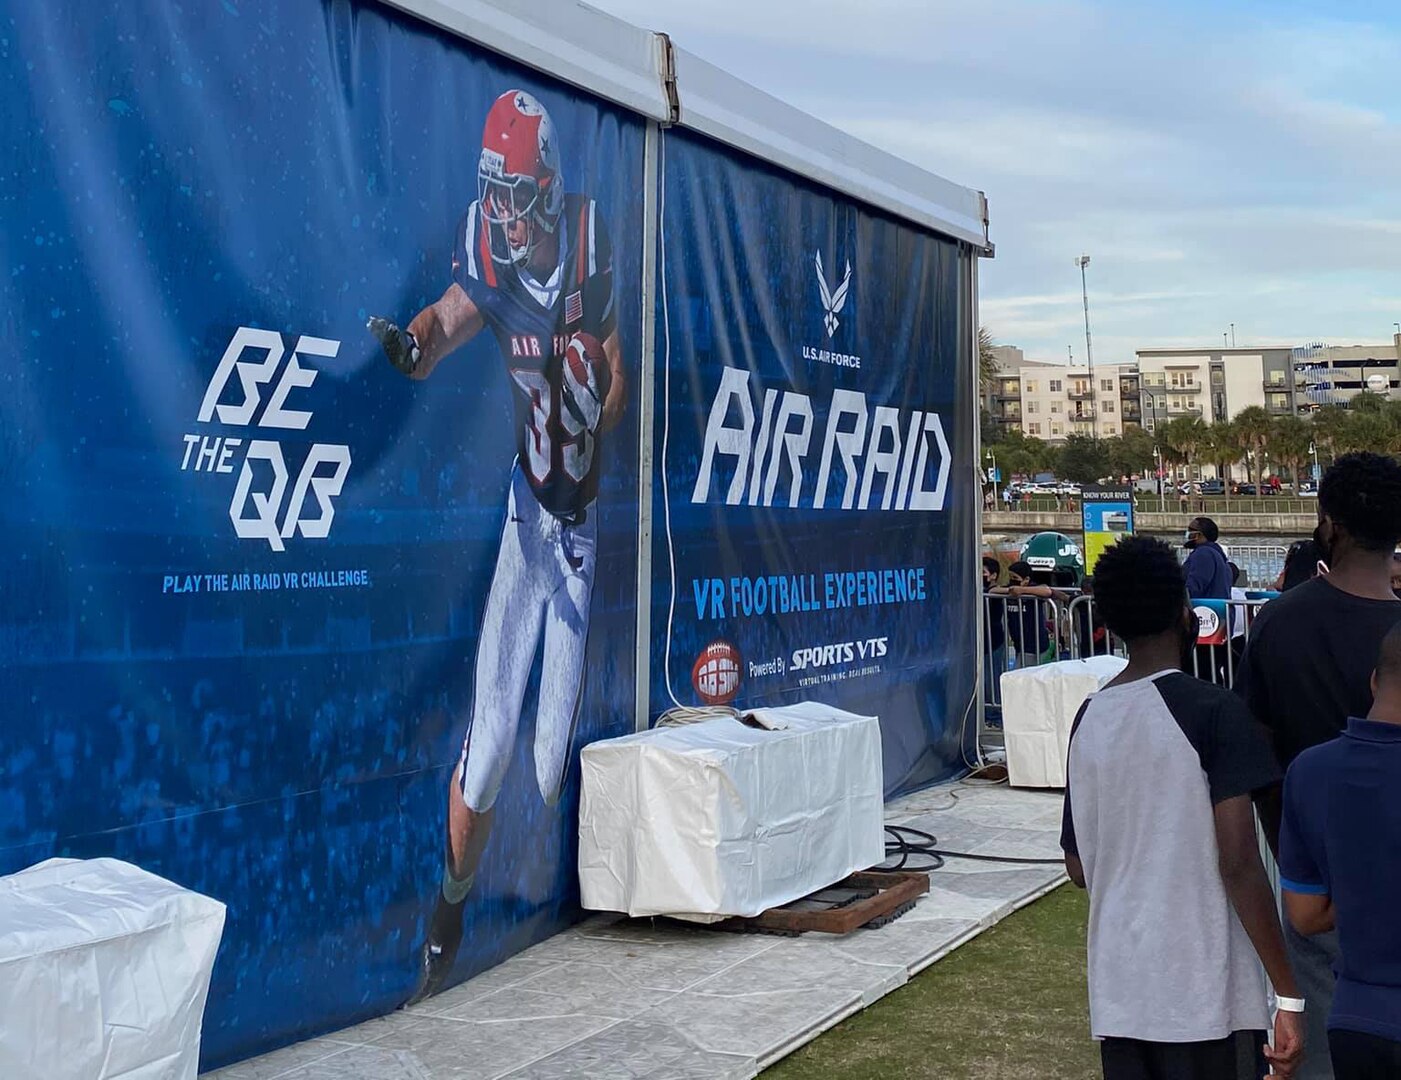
[1052,452,1401,1079]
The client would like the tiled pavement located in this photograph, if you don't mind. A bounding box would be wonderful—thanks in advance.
[203,782,1067,1080]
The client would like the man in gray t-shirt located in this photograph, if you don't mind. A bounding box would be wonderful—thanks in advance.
[1062,536,1304,1080]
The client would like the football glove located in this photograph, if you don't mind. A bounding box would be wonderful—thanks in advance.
[367,316,422,377]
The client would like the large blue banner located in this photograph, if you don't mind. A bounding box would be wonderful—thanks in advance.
[652,131,977,795]
[1,0,643,1066]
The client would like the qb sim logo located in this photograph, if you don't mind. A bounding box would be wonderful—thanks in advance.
[180,326,351,552]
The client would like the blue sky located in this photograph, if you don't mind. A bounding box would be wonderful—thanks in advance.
[590,0,1401,365]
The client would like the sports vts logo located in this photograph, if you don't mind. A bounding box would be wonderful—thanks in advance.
[814,250,851,338]
[180,327,351,551]
[791,636,887,672]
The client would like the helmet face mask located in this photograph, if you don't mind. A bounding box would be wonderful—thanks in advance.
[477,91,564,268]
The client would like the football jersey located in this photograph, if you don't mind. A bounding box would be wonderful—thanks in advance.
[452,193,616,520]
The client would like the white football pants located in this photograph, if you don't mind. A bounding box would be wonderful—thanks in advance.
[458,463,596,811]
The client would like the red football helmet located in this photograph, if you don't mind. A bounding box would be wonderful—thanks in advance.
[478,90,564,267]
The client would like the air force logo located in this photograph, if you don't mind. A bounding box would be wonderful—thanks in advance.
[814,250,852,338]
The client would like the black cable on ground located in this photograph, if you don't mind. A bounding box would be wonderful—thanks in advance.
[882,824,1065,873]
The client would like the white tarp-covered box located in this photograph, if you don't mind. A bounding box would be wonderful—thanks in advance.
[0,858,226,1080]
[579,702,885,918]
[1001,655,1127,788]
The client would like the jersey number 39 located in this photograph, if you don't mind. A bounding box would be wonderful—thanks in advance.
[512,369,594,482]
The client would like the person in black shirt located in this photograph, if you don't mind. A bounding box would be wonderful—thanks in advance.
[1275,539,1326,593]
[1074,575,1111,658]
[990,560,1056,667]
[1237,451,1401,1080]
[983,556,1007,711]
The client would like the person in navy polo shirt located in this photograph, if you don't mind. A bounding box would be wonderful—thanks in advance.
[1280,622,1401,1078]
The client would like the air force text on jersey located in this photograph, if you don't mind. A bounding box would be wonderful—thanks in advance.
[691,366,952,512]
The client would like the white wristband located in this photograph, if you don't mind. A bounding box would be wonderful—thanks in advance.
[1274,995,1306,1014]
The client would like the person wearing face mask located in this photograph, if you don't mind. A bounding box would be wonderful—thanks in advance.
[1183,517,1232,601]
[1274,540,1327,593]
[1183,517,1233,683]
[1237,452,1401,1079]
[1062,536,1303,1080]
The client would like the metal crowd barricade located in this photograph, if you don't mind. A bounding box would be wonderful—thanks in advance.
[1060,594,1273,688]
[982,591,1277,730]
[1223,545,1289,590]
[981,592,1066,715]
[985,587,1283,897]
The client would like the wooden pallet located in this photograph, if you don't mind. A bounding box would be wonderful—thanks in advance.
[712,871,929,936]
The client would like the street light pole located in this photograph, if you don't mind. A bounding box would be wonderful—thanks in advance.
[986,448,999,505]
[1075,255,1095,438]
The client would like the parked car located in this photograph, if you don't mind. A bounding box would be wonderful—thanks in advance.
[1199,479,1225,496]
[1232,482,1257,496]
[1299,480,1318,497]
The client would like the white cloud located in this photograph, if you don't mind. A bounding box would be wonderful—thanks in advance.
[590,0,1401,357]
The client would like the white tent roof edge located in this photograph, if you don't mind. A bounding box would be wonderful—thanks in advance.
[376,0,992,251]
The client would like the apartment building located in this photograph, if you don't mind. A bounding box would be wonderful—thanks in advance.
[1013,364,1136,442]
[1136,339,1400,430]
[983,346,1056,437]
[1134,347,1290,434]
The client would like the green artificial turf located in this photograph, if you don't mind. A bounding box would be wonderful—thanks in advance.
[765,883,1098,1079]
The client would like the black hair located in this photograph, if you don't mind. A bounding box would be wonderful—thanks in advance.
[1281,539,1323,591]
[1375,620,1401,689]
[1007,560,1033,579]
[1091,535,1186,641]
[982,555,1001,577]
[1190,517,1220,542]
[1319,452,1401,553]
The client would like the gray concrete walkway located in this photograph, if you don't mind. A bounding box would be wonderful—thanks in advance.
[204,782,1067,1080]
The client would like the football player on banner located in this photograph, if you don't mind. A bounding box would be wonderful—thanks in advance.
[368,88,626,1004]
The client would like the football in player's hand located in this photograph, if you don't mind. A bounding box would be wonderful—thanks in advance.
[562,332,609,431]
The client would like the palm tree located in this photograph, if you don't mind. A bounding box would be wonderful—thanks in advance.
[1232,406,1272,492]
[1339,409,1399,455]
[1158,416,1208,485]
[1270,415,1314,488]
[1312,405,1350,466]
[1202,419,1239,487]
[978,326,999,397]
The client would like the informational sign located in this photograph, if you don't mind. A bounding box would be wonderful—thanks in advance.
[1081,485,1135,575]
[1,0,643,1066]
[1193,600,1230,646]
[652,129,977,797]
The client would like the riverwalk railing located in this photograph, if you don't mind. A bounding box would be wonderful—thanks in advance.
[992,494,1318,515]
